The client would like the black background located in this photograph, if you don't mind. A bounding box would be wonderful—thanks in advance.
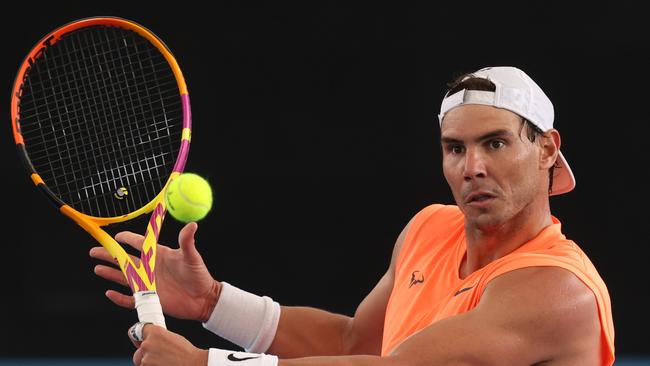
[1,1,648,359]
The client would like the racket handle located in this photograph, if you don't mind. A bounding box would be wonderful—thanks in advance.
[134,291,167,329]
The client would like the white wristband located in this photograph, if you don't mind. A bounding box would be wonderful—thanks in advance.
[208,349,278,366]
[203,282,281,353]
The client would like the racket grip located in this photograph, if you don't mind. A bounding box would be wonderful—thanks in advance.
[134,291,167,329]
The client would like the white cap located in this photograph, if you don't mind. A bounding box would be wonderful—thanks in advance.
[438,66,575,196]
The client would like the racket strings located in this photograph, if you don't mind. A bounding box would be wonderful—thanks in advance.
[17,73,179,122]
[17,44,172,94]
[84,25,177,216]
[31,142,179,199]
[63,151,175,208]
[29,134,179,188]
[105,25,179,210]
[18,25,182,218]
[21,106,182,153]
[73,26,168,216]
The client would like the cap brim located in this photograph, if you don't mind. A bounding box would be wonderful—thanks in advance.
[550,151,576,196]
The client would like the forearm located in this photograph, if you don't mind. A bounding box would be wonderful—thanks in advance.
[203,283,369,358]
[269,271,391,358]
[207,349,395,366]
[205,271,388,359]
[280,354,389,366]
[268,306,353,358]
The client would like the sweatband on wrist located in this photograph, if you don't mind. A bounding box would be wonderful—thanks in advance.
[208,348,278,366]
[202,282,281,353]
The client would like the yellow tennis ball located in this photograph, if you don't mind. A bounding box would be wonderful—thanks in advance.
[165,173,213,223]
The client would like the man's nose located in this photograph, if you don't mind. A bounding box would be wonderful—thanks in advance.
[463,148,487,181]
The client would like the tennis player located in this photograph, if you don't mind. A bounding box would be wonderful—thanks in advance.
[92,66,615,366]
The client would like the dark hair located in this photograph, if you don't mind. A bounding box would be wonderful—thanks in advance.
[445,73,556,194]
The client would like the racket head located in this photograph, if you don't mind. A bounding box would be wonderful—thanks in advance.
[11,16,192,224]
[11,17,192,309]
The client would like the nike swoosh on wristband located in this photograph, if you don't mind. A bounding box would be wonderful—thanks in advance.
[228,353,262,362]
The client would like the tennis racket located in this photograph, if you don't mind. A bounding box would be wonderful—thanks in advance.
[10,16,193,328]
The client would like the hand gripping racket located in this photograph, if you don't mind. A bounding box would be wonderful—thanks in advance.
[10,16,192,328]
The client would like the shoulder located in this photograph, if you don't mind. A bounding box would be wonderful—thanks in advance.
[407,204,464,239]
[481,266,598,319]
[479,267,601,361]
[390,204,462,264]
[417,203,462,219]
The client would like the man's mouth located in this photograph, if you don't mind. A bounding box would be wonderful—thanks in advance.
[472,195,491,202]
[465,192,496,204]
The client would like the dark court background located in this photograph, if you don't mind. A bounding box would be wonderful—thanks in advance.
[0,1,648,362]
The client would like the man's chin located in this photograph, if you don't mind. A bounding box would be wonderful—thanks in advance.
[463,209,504,232]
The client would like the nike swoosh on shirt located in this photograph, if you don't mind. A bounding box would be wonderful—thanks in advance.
[228,353,262,362]
[454,286,474,296]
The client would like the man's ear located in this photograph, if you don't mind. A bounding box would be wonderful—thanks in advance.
[539,129,561,170]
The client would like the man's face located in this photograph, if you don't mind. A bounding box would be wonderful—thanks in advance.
[440,105,545,230]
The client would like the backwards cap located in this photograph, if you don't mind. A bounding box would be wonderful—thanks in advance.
[437,66,575,196]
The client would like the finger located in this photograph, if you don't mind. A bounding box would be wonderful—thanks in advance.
[133,347,143,366]
[140,322,156,339]
[178,222,203,263]
[90,247,141,267]
[114,231,145,251]
[94,264,129,286]
[106,290,136,309]
[89,247,117,263]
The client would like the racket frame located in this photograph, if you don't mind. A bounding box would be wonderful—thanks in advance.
[10,16,193,328]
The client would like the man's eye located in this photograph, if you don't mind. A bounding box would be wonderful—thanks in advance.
[450,146,464,154]
[490,140,505,149]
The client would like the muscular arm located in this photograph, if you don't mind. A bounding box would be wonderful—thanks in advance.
[277,267,602,366]
[266,219,412,358]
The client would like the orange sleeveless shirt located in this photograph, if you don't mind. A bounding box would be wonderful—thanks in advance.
[381,204,615,365]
